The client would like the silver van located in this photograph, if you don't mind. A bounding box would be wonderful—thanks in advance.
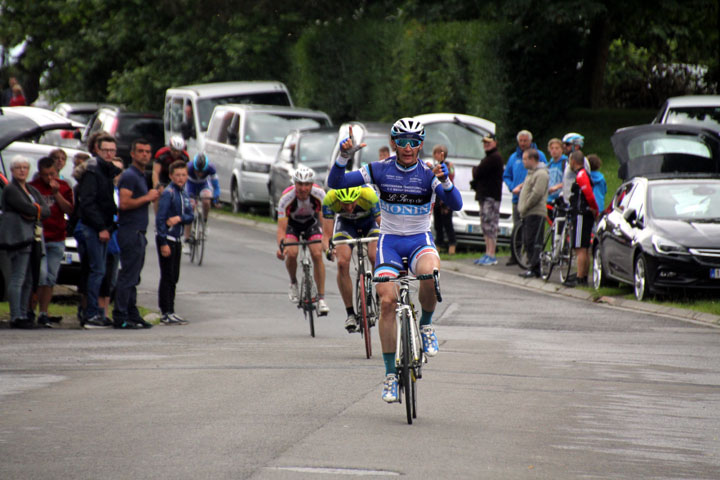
[163,81,293,162]
[203,104,331,212]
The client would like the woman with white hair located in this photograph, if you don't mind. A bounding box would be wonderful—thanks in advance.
[0,155,50,328]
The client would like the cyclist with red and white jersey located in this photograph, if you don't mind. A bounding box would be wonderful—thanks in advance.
[275,166,329,315]
[567,150,599,288]
[327,118,463,403]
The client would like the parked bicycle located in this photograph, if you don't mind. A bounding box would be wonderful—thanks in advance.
[187,197,206,265]
[510,202,555,271]
[373,267,441,425]
[282,237,322,337]
[332,237,378,359]
[539,202,576,283]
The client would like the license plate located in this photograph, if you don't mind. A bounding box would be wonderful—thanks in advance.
[466,224,474,233]
[500,226,510,237]
[711,268,720,279]
[62,253,72,265]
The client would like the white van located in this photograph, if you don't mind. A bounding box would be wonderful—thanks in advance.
[203,104,331,212]
[163,81,293,161]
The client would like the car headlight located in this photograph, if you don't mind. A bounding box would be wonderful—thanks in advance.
[651,235,689,255]
[242,160,270,173]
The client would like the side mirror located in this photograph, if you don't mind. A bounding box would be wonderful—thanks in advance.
[623,208,637,225]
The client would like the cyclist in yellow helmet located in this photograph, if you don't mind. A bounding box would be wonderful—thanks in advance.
[321,185,381,332]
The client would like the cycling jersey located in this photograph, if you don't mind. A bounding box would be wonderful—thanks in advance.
[277,184,325,222]
[327,155,462,236]
[569,167,598,214]
[322,186,381,222]
[186,162,220,201]
[154,147,189,186]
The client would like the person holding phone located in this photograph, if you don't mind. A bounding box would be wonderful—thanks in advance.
[429,144,456,255]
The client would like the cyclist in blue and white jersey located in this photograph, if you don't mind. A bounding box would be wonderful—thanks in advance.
[183,153,219,249]
[327,118,462,403]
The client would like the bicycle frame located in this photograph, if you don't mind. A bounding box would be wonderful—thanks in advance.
[282,238,321,337]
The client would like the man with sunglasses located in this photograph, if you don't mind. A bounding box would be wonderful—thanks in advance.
[327,118,462,403]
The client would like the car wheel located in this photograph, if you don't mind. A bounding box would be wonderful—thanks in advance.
[592,244,615,290]
[633,254,652,301]
[231,179,243,214]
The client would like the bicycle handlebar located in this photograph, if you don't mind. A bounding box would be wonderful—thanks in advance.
[331,237,377,246]
[373,269,442,302]
[280,239,322,252]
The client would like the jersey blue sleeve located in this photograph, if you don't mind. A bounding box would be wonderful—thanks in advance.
[326,160,366,189]
[434,182,463,211]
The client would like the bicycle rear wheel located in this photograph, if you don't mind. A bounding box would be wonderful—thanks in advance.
[196,218,205,266]
[539,227,555,281]
[559,227,575,284]
[401,310,413,425]
[356,274,371,359]
[511,222,530,270]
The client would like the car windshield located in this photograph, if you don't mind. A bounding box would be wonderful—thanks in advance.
[244,113,329,144]
[627,135,712,160]
[298,131,336,164]
[666,106,720,131]
[420,122,486,160]
[649,182,720,220]
[196,93,292,132]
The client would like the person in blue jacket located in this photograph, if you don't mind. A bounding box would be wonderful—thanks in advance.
[587,154,607,213]
[155,160,194,325]
[503,129,546,265]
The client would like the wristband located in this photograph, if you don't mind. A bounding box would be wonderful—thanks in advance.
[335,155,349,167]
[441,178,453,191]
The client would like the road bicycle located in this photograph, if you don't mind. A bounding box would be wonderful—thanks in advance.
[510,202,555,271]
[282,237,322,337]
[539,203,576,283]
[332,237,379,359]
[187,197,206,265]
[374,267,441,425]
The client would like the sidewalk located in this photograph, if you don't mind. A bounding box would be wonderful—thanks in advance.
[444,254,720,327]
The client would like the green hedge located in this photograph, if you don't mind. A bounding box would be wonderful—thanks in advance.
[291,20,509,134]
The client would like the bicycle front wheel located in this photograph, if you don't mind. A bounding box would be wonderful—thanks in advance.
[189,216,199,263]
[356,274,371,359]
[196,218,206,266]
[559,227,575,284]
[401,310,414,425]
[511,222,530,270]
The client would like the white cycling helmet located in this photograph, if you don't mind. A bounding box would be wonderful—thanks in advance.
[390,117,426,141]
[562,132,584,147]
[293,165,315,183]
[169,134,185,151]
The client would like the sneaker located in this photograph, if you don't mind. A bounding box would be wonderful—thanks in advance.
[477,255,498,266]
[344,313,358,333]
[317,298,329,316]
[288,283,299,303]
[182,241,191,255]
[382,374,399,403]
[132,318,154,329]
[83,315,113,329]
[473,254,489,265]
[114,319,141,329]
[10,318,37,329]
[421,325,439,357]
[47,315,63,324]
[37,313,53,328]
[160,313,182,326]
[168,313,188,325]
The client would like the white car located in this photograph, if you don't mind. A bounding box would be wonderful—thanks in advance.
[652,95,720,132]
[203,104,331,211]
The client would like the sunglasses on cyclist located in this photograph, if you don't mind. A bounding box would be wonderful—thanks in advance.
[394,138,422,148]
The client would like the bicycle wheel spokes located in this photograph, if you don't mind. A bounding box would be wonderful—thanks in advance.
[539,227,554,281]
[401,310,413,425]
[512,222,530,270]
[196,219,205,266]
[356,274,371,358]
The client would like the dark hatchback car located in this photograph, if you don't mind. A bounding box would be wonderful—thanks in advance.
[592,124,720,300]
[82,106,165,166]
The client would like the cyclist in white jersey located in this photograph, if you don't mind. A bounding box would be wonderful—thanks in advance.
[276,166,329,315]
[327,118,462,403]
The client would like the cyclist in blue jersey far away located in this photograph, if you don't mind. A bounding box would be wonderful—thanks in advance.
[327,118,463,403]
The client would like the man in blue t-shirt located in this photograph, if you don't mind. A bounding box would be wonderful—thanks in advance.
[112,139,159,329]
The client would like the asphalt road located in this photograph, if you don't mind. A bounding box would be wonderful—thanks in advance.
[1,214,719,479]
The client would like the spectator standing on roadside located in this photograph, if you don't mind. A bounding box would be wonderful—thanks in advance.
[517,149,548,278]
[70,153,91,321]
[472,133,504,265]
[8,83,26,106]
[49,148,68,180]
[1,76,18,106]
[503,130,547,266]
[96,159,124,324]
[431,144,456,255]
[378,146,390,161]
[566,150,599,287]
[561,133,587,202]
[28,156,74,327]
[0,156,50,329]
[546,138,567,203]
[155,160,194,325]
[76,134,122,328]
[587,154,607,213]
[112,139,158,329]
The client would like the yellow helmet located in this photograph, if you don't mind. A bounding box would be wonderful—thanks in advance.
[335,186,362,203]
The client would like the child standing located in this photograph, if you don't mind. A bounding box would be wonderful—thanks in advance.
[155,160,193,325]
